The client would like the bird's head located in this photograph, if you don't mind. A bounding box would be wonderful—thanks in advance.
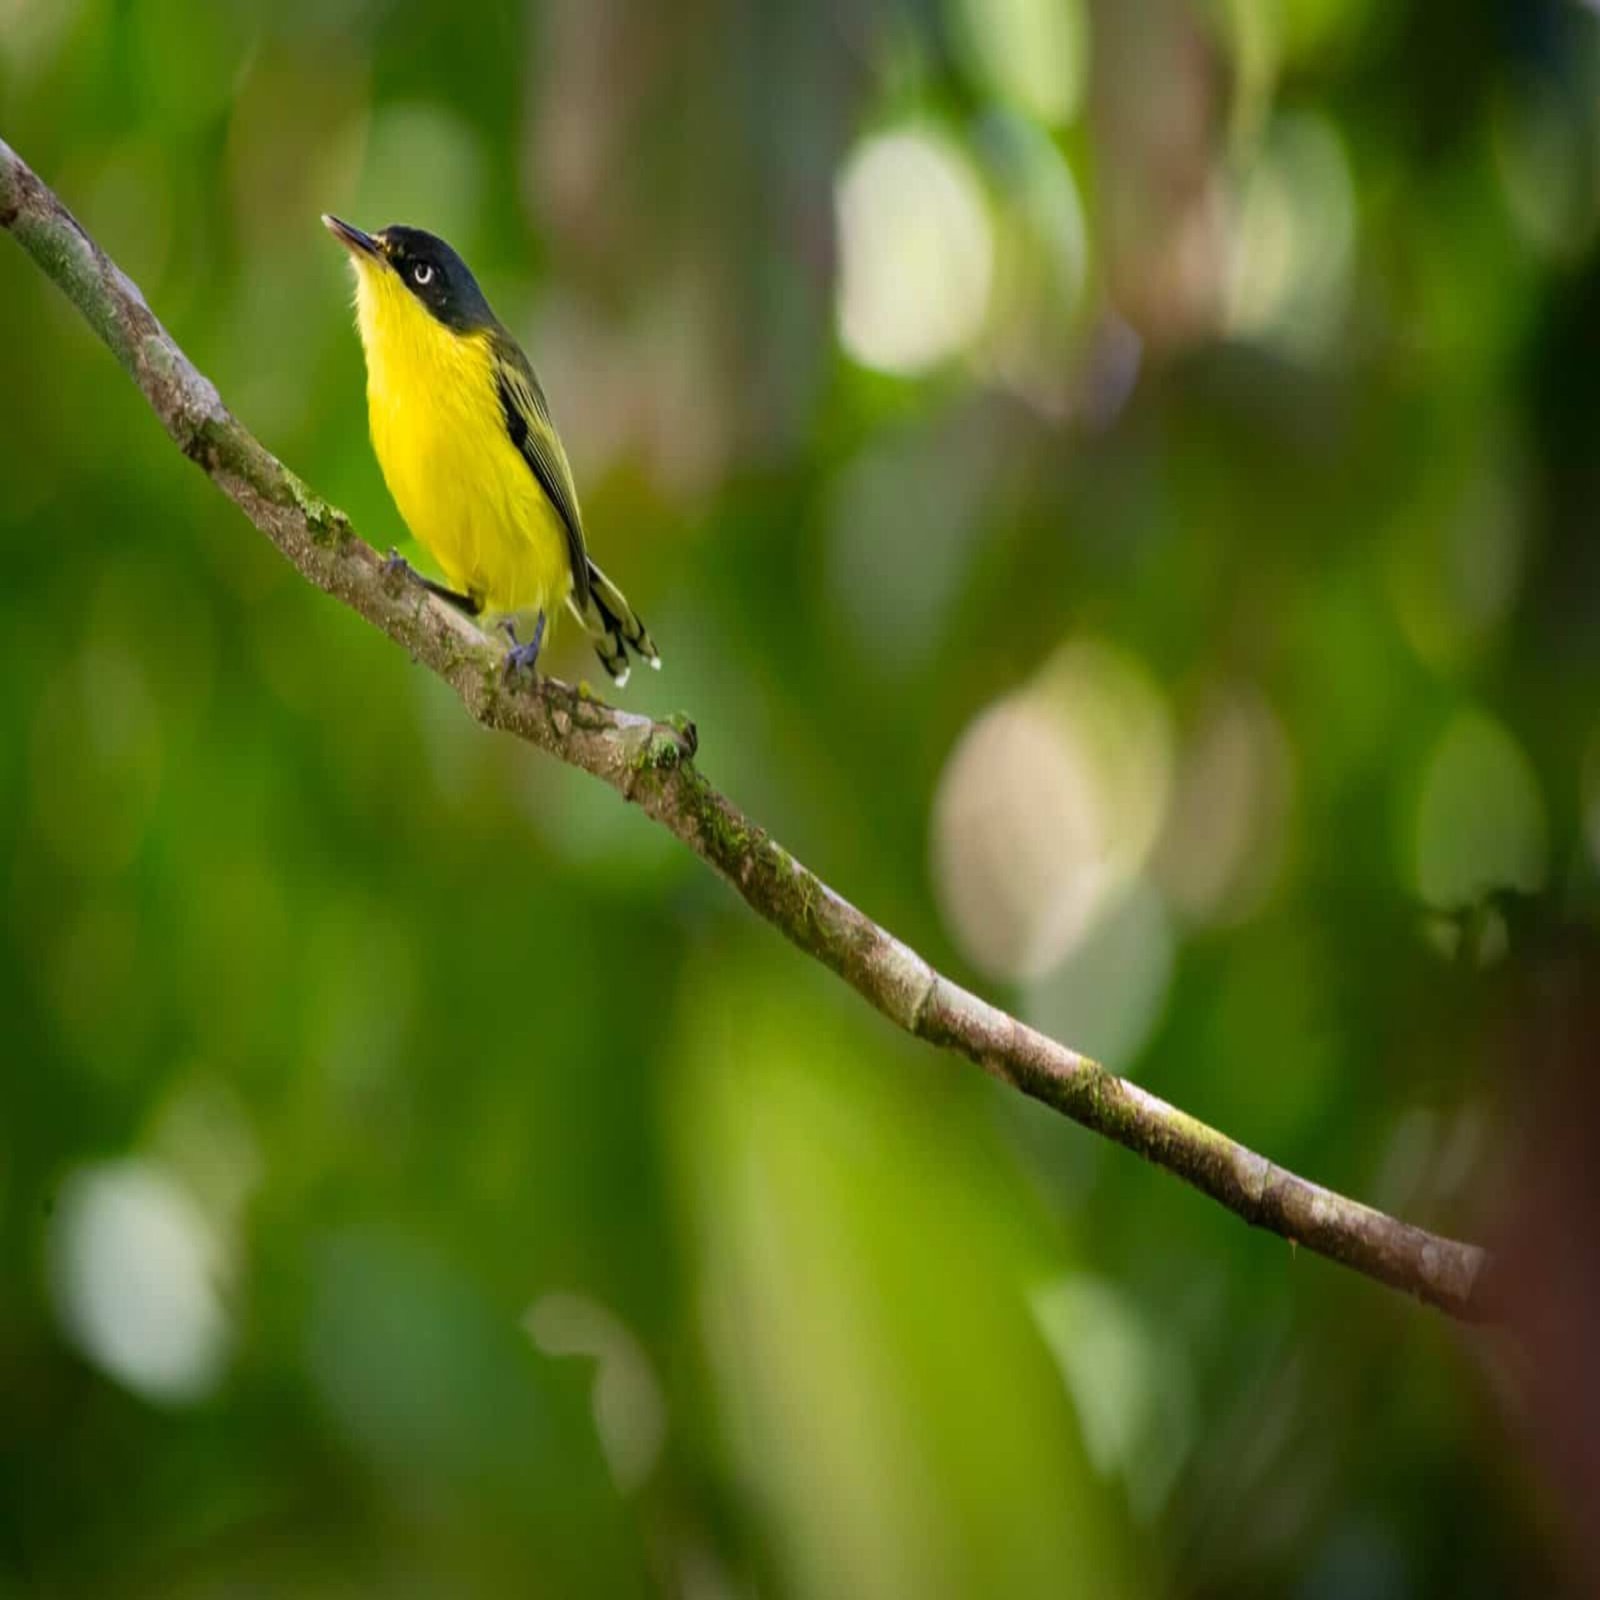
[322,216,494,340]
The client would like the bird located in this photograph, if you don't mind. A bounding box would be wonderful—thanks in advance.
[322,214,658,685]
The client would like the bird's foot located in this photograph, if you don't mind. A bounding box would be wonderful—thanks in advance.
[382,547,416,585]
[501,612,547,682]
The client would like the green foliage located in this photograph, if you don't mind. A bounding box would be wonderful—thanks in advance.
[3,0,1597,1593]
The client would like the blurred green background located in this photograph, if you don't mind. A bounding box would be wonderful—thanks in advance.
[4,0,1600,1593]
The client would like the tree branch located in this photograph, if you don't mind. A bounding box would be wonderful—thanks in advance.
[0,137,1492,1321]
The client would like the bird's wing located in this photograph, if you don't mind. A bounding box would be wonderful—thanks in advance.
[489,328,590,608]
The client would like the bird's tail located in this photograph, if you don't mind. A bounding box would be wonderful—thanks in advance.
[568,559,659,687]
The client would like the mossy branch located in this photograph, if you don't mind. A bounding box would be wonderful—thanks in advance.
[0,136,1492,1320]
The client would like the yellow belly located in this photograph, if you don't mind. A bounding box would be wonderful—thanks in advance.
[363,319,571,618]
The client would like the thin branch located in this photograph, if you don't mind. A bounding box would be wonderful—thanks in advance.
[0,137,1492,1320]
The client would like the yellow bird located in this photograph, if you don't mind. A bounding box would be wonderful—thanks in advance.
[323,214,657,684]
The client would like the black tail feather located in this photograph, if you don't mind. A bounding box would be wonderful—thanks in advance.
[577,558,658,686]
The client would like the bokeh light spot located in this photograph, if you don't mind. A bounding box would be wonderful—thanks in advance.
[1492,81,1600,263]
[1155,683,1295,927]
[527,1291,667,1493]
[933,641,1172,982]
[1225,113,1356,357]
[836,128,995,376]
[949,0,1089,129]
[978,113,1094,411]
[1411,710,1547,909]
[50,1160,231,1404]
[934,696,1100,981]
[1035,640,1174,883]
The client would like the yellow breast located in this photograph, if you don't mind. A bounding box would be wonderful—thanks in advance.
[353,265,572,618]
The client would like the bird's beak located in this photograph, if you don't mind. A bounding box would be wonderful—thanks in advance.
[322,214,381,260]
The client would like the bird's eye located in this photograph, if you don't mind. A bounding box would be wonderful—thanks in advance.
[412,262,434,287]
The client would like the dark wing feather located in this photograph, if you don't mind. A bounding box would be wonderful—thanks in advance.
[490,329,590,609]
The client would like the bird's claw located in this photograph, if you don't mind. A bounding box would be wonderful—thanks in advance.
[503,641,542,681]
[500,613,546,684]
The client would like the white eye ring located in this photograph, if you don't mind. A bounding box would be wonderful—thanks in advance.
[412,262,433,286]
